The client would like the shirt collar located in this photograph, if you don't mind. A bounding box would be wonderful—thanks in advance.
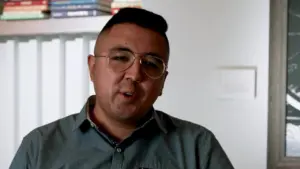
[72,95,95,131]
[72,95,171,133]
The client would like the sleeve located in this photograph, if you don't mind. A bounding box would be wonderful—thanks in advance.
[199,131,235,169]
[9,131,40,169]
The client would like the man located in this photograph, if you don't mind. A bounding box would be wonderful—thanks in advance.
[9,8,234,169]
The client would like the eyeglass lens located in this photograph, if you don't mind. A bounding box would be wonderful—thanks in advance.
[108,50,165,79]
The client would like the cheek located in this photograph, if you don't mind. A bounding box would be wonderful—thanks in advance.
[93,66,124,95]
[142,81,163,96]
[93,65,111,94]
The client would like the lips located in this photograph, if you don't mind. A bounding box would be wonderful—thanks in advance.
[119,80,139,100]
[119,91,137,100]
[119,86,135,96]
[123,92,134,97]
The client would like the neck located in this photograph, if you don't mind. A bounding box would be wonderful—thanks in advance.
[91,104,139,142]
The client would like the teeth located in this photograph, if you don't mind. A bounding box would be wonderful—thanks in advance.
[124,92,133,96]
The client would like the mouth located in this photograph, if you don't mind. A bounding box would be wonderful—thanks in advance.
[120,91,136,99]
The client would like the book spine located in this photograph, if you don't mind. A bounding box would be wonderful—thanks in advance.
[50,4,110,13]
[0,13,47,20]
[50,4,100,11]
[3,5,48,11]
[50,0,99,5]
[51,9,104,18]
[97,0,112,7]
[110,1,142,8]
[1,11,46,16]
[4,0,46,2]
[4,0,48,6]
[50,0,102,1]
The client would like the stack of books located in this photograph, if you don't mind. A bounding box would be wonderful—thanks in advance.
[106,0,142,15]
[0,2,3,16]
[49,0,112,18]
[0,0,50,21]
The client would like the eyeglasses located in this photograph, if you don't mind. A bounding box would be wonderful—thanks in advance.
[95,49,167,79]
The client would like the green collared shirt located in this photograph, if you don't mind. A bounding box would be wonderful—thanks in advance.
[9,95,234,169]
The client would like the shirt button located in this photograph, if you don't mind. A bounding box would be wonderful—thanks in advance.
[116,147,122,153]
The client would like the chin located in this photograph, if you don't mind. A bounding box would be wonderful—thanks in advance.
[112,105,142,120]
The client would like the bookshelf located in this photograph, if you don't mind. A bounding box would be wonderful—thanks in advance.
[0,15,112,36]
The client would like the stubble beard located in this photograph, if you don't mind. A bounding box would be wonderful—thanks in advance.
[109,95,142,122]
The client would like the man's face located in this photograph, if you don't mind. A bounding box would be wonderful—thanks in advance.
[88,23,169,123]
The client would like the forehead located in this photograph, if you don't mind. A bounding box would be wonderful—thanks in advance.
[96,23,168,59]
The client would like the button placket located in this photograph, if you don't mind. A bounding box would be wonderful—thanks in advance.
[110,146,124,169]
[116,147,122,153]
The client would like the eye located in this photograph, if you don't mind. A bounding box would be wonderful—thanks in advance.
[111,55,130,62]
[142,56,164,69]
[143,60,159,68]
[109,51,133,63]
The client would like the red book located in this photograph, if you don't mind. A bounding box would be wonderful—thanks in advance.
[4,0,48,6]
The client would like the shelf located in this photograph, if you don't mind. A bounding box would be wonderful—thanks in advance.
[0,15,112,36]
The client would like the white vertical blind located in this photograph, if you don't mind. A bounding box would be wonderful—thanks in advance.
[41,38,62,125]
[0,40,17,169]
[17,39,40,146]
[65,37,86,116]
[0,35,97,169]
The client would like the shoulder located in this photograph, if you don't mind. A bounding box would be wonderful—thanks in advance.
[154,110,235,168]
[155,110,218,143]
[156,110,214,134]
[22,113,80,145]
[10,113,80,169]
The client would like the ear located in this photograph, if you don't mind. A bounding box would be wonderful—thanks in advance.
[88,54,96,82]
[159,71,168,96]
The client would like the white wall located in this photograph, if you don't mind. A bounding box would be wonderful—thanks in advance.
[0,0,270,169]
[145,1,270,169]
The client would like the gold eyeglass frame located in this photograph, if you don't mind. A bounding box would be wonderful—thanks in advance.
[94,51,168,80]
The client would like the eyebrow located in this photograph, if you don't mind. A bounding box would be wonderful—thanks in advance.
[109,45,132,52]
[109,45,163,59]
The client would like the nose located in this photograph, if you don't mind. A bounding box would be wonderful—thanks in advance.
[125,58,143,82]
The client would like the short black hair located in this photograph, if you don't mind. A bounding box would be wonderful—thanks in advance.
[99,7,170,59]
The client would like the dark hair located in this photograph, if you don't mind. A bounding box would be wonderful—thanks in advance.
[100,7,170,58]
